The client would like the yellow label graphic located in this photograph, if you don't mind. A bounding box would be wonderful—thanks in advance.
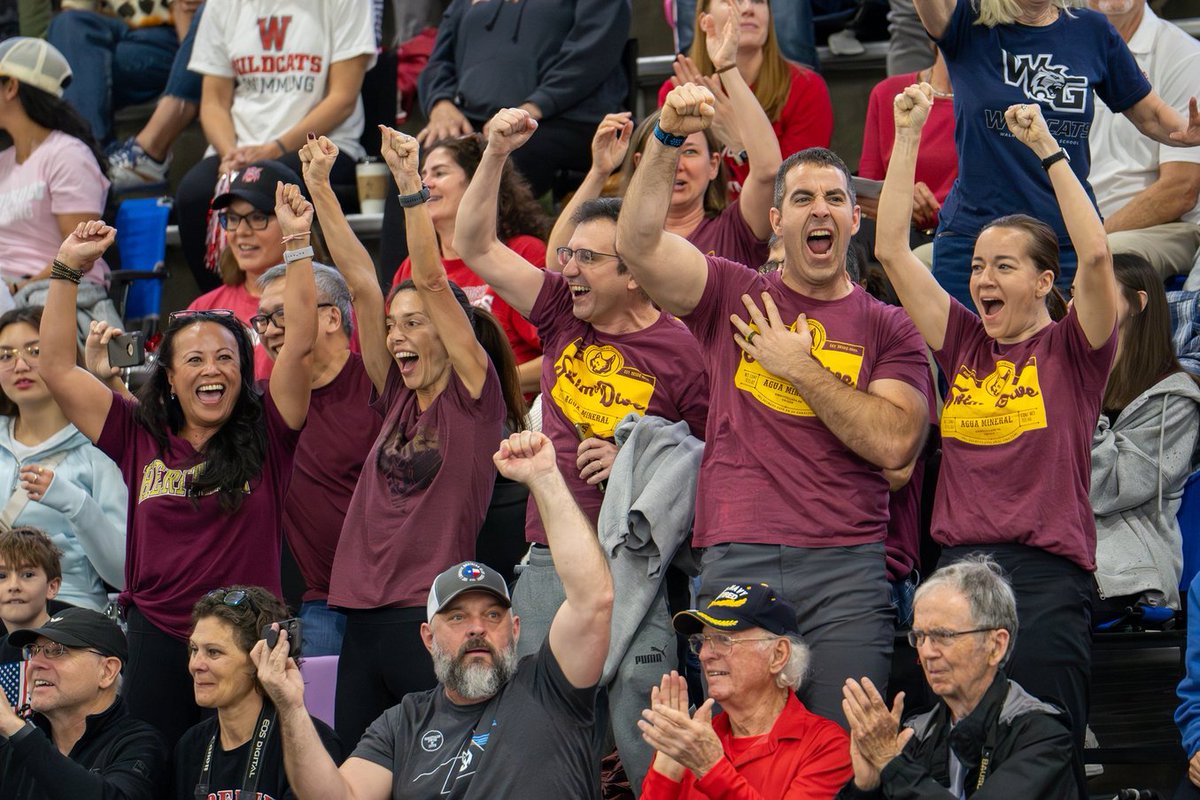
[138,459,206,503]
[941,356,1047,445]
[734,318,864,417]
[550,339,657,438]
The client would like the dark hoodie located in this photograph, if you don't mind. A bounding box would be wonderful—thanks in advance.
[419,0,630,124]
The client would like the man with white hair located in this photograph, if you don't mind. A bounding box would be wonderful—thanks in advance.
[639,582,851,798]
[838,557,1077,798]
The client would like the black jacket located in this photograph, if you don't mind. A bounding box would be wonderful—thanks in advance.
[837,672,1077,799]
[0,695,169,800]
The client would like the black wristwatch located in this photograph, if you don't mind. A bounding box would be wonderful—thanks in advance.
[397,184,431,207]
[1040,149,1070,171]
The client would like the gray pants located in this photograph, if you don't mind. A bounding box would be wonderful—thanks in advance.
[887,0,935,75]
[1107,222,1200,282]
[511,546,676,795]
[698,542,894,729]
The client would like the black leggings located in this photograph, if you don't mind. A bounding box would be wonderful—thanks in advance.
[123,605,201,747]
[334,606,438,750]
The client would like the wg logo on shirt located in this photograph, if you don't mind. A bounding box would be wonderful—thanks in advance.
[942,356,1047,445]
[550,339,656,438]
[1001,51,1088,113]
[734,318,863,417]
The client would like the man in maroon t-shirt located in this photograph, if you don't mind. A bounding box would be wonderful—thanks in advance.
[255,263,381,656]
[615,83,932,729]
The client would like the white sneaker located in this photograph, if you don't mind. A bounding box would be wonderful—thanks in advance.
[107,139,171,193]
[827,29,866,56]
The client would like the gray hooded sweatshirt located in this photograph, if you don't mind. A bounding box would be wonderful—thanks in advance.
[1091,371,1200,607]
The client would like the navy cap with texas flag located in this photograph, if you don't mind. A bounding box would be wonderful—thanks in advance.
[427,561,512,621]
[673,583,800,637]
[10,607,129,665]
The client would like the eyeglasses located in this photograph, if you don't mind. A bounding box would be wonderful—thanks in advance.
[906,627,999,648]
[687,633,779,656]
[22,642,106,660]
[206,588,262,617]
[556,247,620,268]
[168,309,238,328]
[0,344,39,368]
[250,303,334,334]
[217,210,274,231]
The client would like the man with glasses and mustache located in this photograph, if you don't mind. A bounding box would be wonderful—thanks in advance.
[255,430,614,799]
[837,557,1076,798]
[0,607,169,799]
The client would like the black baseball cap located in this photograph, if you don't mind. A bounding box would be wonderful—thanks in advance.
[211,160,303,213]
[10,607,129,664]
[673,583,800,637]
[427,561,511,621]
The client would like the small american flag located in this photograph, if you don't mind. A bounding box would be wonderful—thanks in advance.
[0,659,29,714]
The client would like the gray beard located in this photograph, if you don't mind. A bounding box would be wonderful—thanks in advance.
[432,636,519,701]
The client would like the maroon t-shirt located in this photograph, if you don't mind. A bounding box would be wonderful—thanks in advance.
[528,272,710,544]
[687,199,770,270]
[684,256,931,548]
[284,353,381,602]
[328,362,505,609]
[932,300,1116,571]
[97,390,300,639]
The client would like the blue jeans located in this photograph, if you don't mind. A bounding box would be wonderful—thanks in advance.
[47,11,178,144]
[889,572,917,628]
[931,227,1079,310]
[673,0,818,69]
[163,4,204,104]
[299,600,347,657]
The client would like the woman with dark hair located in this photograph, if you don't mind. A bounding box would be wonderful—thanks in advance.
[386,133,548,396]
[173,585,342,800]
[0,38,109,294]
[875,85,1118,779]
[300,129,523,748]
[0,305,125,611]
[657,0,832,197]
[35,184,318,746]
[1090,253,1200,616]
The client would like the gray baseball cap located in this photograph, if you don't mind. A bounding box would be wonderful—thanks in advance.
[427,562,511,621]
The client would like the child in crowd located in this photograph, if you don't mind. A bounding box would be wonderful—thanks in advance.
[0,526,62,663]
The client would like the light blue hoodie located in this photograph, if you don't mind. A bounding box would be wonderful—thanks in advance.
[0,418,126,610]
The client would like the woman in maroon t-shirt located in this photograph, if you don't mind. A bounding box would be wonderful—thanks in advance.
[875,86,1118,772]
[36,184,319,745]
[302,129,527,748]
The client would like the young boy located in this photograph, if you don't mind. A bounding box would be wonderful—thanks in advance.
[0,527,62,663]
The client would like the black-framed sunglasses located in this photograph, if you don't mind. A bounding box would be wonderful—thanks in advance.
[250,303,334,334]
[217,210,274,232]
[168,309,239,328]
[556,247,620,268]
[206,588,262,617]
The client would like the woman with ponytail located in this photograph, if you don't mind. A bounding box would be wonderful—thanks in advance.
[875,84,1119,780]
[0,38,110,293]
[298,130,523,748]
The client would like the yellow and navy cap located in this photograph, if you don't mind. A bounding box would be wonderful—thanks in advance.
[673,583,799,636]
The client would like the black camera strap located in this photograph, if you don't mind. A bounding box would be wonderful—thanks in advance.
[194,703,276,800]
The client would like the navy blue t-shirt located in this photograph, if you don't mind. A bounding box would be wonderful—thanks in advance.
[937,0,1150,243]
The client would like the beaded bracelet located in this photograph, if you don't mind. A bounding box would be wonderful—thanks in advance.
[50,259,83,284]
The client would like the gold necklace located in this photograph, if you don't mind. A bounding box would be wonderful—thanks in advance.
[920,68,954,99]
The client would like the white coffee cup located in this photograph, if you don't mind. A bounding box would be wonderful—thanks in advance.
[356,159,389,215]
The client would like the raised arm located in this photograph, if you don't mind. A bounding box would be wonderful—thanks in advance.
[381,127,490,399]
[38,222,116,443]
[614,85,714,317]
[1007,103,1116,348]
[545,112,633,268]
[875,83,951,350]
[703,0,780,240]
[1124,93,1200,148]
[452,109,550,317]
[300,135,390,394]
[911,0,954,40]
[267,182,317,430]
[494,431,613,688]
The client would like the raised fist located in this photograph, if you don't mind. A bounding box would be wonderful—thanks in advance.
[1003,102,1054,153]
[660,83,716,138]
[893,83,933,134]
[298,134,339,186]
[486,108,538,156]
[274,182,314,238]
[57,220,116,270]
[379,125,421,189]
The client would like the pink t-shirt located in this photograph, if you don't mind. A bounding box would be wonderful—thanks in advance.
[328,363,505,610]
[687,198,769,270]
[932,300,1117,571]
[283,353,381,602]
[684,256,931,548]
[187,284,274,381]
[392,235,545,365]
[0,132,110,282]
[97,390,300,639]
[527,272,710,544]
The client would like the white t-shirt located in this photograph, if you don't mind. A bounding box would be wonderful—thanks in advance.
[0,131,109,283]
[1089,7,1200,224]
[189,0,377,160]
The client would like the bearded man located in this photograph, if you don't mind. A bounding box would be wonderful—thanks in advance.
[254,431,615,799]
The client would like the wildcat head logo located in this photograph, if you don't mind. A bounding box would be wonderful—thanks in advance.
[586,346,623,377]
[1002,51,1087,113]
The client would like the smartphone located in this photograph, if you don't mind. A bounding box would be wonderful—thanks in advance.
[261,618,303,656]
[107,332,145,368]
[573,422,607,494]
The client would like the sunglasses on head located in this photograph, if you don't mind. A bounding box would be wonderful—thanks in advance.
[168,309,239,328]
